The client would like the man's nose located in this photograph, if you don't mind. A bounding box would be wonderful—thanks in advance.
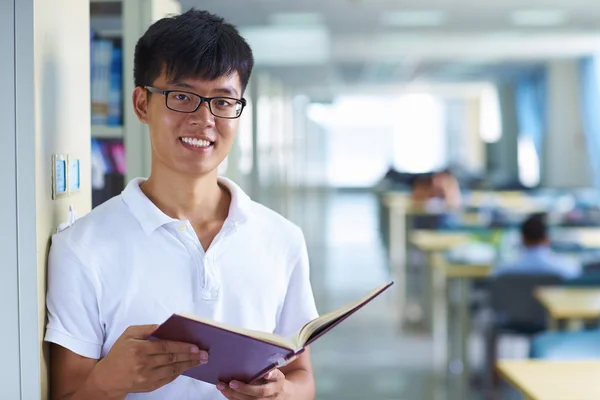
[190,101,215,125]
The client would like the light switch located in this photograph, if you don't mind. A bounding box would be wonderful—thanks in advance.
[69,157,81,193]
[52,154,68,200]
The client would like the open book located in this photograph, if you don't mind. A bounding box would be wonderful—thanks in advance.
[149,281,393,385]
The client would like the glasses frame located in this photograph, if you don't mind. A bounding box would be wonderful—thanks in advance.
[144,86,247,119]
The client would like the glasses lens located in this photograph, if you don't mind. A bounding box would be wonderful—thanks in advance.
[210,98,243,118]
[166,91,200,113]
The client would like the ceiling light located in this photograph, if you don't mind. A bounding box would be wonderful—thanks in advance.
[510,10,567,27]
[382,11,446,27]
[268,12,325,27]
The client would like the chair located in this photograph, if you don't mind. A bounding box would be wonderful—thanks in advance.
[583,261,600,274]
[530,330,600,360]
[565,272,600,287]
[485,273,564,392]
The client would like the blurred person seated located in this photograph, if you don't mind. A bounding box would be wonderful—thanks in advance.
[494,214,582,279]
[410,169,462,210]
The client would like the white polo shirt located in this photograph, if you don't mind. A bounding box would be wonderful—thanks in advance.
[45,177,318,400]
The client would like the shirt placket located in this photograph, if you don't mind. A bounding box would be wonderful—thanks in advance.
[173,221,206,300]
[200,222,237,299]
[174,220,236,301]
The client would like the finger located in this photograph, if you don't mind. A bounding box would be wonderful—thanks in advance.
[152,359,203,381]
[144,339,201,355]
[149,350,208,367]
[124,324,160,339]
[263,368,285,382]
[227,379,280,398]
[217,383,248,400]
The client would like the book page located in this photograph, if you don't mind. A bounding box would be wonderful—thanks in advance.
[177,313,297,350]
[295,282,393,346]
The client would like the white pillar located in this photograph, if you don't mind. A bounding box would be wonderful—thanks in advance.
[543,60,593,188]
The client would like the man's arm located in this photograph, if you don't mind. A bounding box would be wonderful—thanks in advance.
[50,344,105,400]
[49,325,207,400]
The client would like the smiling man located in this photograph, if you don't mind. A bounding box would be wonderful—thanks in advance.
[45,9,318,400]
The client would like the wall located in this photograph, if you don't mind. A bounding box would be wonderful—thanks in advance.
[0,0,22,397]
[34,0,93,397]
[543,60,594,188]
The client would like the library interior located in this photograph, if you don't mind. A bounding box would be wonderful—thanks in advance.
[4,0,600,399]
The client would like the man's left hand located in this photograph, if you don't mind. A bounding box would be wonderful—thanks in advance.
[217,369,288,399]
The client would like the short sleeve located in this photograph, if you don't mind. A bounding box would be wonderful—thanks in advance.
[274,230,319,337]
[44,233,104,359]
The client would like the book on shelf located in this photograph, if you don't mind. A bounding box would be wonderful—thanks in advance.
[149,281,394,385]
[91,30,123,127]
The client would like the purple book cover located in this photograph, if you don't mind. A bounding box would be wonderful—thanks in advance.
[149,281,394,385]
[149,316,298,385]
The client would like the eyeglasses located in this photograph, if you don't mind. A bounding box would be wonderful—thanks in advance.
[145,86,246,119]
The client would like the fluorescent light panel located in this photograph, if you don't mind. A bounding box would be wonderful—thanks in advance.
[268,12,325,27]
[382,11,446,27]
[510,9,567,27]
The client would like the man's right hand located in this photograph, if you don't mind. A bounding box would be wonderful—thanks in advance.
[86,324,208,398]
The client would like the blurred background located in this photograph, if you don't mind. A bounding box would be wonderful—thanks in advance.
[53,0,600,399]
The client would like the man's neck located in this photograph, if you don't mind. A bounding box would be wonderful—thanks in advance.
[140,167,229,226]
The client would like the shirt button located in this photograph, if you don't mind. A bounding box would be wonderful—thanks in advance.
[179,225,187,232]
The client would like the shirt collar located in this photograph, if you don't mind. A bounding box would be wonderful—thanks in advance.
[121,177,252,235]
[524,245,551,254]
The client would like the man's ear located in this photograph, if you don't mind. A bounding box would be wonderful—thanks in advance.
[132,87,149,124]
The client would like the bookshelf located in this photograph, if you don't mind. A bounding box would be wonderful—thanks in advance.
[90,0,125,208]
[91,125,123,139]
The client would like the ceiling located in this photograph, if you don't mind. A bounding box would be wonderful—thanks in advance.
[183,0,600,95]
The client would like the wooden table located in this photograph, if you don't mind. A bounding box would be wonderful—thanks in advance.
[408,231,471,332]
[497,360,600,400]
[535,287,600,330]
[441,263,491,399]
[410,231,471,252]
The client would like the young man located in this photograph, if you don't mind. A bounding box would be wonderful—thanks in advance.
[45,9,318,400]
[494,214,581,279]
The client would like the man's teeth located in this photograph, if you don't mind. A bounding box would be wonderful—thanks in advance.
[181,137,212,148]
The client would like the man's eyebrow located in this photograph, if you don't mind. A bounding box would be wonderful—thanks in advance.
[168,82,239,97]
[169,82,194,89]
[213,86,239,97]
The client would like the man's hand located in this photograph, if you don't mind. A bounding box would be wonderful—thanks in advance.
[217,369,288,400]
[86,324,208,398]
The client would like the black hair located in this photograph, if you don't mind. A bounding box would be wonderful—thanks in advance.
[520,213,548,245]
[134,9,254,94]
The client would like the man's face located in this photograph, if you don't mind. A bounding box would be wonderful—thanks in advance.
[134,71,243,177]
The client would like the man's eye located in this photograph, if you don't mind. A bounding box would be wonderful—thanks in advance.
[215,99,232,107]
[175,94,191,101]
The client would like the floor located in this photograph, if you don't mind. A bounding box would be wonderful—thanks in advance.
[262,188,523,400]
